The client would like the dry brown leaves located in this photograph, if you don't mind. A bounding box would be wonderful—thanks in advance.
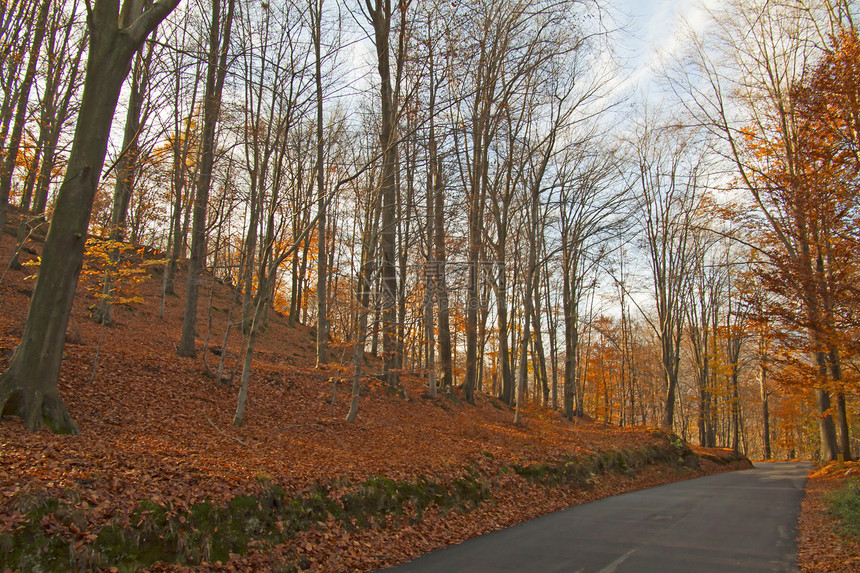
[0,222,752,571]
[797,461,860,572]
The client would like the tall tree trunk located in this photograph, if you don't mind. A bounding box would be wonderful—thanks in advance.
[239,172,262,334]
[423,51,438,398]
[0,0,180,433]
[163,60,201,297]
[532,261,549,407]
[397,137,413,375]
[515,173,539,424]
[348,173,382,422]
[660,334,677,429]
[313,0,327,366]
[464,210,479,403]
[544,265,559,411]
[814,386,839,461]
[513,298,531,425]
[433,154,452,391]
[562,260,577,420]
[730,368,740,455]
[365,0,401,387]
[496,248,514,405]
[836,393,851,461]
[760,363,771,460]
[827,347,852,461]
[178,0,235,357]
[812,344,839,461]
[233,283,267,427]
[289,248,299,325]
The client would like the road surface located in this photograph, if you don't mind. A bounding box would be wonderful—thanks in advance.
[381,462,811,573]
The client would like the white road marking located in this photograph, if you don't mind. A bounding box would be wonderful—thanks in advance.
[597,548,638,573]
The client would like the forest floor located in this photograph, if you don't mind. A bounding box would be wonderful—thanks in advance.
[0,216,766,572]
[797,460,860,572]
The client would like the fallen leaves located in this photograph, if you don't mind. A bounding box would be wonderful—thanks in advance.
[797,461,860,573]
[0,229,755,572]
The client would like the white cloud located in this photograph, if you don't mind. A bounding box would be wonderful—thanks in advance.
[617,0,724,95]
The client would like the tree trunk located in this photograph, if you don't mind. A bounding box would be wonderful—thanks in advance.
[827,347,852,461]
[562,263,576,420]
[513,302,530,425]
[424,72,438,398]
[532,276,549,407]
[97,38,153,324]
[496,251,514,405]
[347,172,382,422]
[313,0,327,366]
[433,154,452,391]
[239,175,261,333]
[515,171,540,423]
[760,363,771,460]
[347,257,372,423]
[545,267,559,411]
[0,0,50,243]
[163,60,201,297]
[365,0,400,387]
[233,288,266,427]
[836,393,851,461]
[814,386,839,461]
[0,0,180,433]
[661,354,677,429]
[730,368,740,455]
[178,0,235,357]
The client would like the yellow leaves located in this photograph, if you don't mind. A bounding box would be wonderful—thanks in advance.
[82,236,152,306]
[22,255,40,280]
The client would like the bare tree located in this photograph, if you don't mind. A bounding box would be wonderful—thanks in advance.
[0,0,50,241]
[0,0,181,433]
[159,19,203,301]
[96,19,158,324]
[9,0,85,271]
[311,0,328,366]
[633,121,703,430]
[685,221,725,447]
[177,0,235,358]
[555,141,627,420]
[361,0,409,386]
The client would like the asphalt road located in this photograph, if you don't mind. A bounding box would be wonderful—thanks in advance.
[381,462,811,573]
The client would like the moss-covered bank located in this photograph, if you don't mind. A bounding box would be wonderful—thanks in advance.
[0,434,721,572]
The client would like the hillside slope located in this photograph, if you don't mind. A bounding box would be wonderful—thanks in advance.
[0,217,749,571]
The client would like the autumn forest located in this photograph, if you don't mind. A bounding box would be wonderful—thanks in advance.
[1,0,859,471]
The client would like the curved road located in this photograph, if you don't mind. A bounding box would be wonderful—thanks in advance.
[381,462,810,573]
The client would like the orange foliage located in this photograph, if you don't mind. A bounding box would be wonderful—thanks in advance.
[737,28,860,398]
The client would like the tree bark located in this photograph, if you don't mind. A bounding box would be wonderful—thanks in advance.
[365,0,401,387]
[814,386,839,462]
[760,363,771,460]
[97,34,154,324]
[0,0,180,433]
[313,0,327,366]
[433,148,452,391]
[0,0,49,242]
[177,0,235,357]
[827,346,852,461]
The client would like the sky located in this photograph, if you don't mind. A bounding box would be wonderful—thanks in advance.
[615,0,719,96]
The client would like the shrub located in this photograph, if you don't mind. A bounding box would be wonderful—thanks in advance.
[827,479,860,539]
